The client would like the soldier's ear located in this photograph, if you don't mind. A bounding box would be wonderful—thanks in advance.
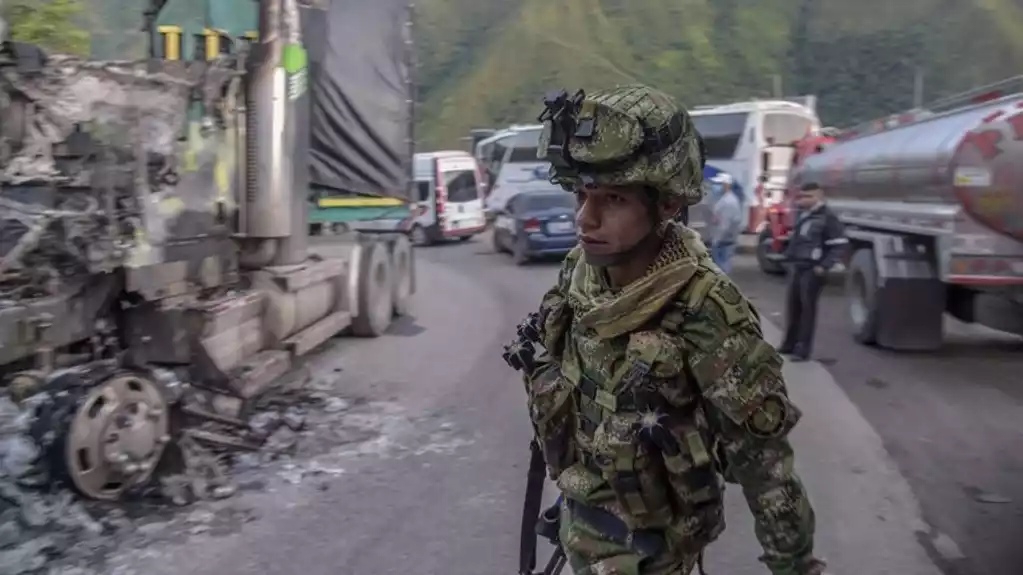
[660,196,685,221]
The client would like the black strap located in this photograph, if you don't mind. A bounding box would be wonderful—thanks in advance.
[574,372,664,412]
[520,440,548,575]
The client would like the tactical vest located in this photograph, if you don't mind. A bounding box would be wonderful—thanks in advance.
[525,268,728,548]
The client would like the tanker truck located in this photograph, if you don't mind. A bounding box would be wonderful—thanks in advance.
[0,0,415,500]
[784,79,1023,351]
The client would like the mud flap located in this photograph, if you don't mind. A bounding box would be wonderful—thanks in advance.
[875,278,945,351]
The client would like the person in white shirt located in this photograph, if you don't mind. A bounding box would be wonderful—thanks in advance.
[709,173,743,273]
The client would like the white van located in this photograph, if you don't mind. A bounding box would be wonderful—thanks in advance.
[411,151,487,246]
[689,98,820,233]
[474,125,547,217]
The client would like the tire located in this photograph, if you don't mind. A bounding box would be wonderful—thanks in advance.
[846,248,880,345]
[491,229,506,253]
[756,228,785,276]
[351,240,394,337]
[389,234,413,316]
[410,224,430,247]
[512,234,530,266]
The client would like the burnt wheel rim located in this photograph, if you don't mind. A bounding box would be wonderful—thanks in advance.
[65,374,169,500]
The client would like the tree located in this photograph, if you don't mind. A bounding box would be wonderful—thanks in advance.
[3,0,90,56]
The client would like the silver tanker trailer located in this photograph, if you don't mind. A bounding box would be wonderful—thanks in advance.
[791,79,1023,351]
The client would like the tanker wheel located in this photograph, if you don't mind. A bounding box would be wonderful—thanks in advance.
[351,240,394,337]
[390,234,414,316]
[42,371,171,500]
[756,228,785,276]
[846,248,880,346]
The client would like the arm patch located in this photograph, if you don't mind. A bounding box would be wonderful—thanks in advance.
[745,392,801,438]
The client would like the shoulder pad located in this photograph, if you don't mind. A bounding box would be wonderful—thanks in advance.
[678,267,718,310]
[704,276,753,326]
[664,269,762,338]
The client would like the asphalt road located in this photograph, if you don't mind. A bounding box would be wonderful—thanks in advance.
[728,252,1023,575]
[101,232,1021,575]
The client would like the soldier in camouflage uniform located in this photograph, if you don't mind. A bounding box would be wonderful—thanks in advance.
[514,85,827,575]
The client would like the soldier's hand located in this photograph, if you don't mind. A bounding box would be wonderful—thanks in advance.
[771,556,828,575]
[813,265,826,276]
[799,557,828,575]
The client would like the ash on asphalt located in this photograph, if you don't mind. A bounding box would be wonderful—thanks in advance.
[0,339,472,575]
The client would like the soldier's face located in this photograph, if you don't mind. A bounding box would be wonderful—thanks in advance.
[575,185,660,257]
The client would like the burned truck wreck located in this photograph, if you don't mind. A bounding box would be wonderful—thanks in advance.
[0,0,415,502]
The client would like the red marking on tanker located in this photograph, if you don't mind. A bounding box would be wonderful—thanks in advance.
[826,158,844,186]
[1006,111,1023,140]
[982,110,1004,123]
[962,129,1003,159]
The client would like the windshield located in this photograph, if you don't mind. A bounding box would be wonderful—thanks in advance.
[508,146,542,163]
[442,169,479,203]
[521,193,574,211]
[506,129,542,163]
[691,112,748,160]
[763,113,814,146]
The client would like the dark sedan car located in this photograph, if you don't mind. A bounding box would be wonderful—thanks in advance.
[491,189,577,264]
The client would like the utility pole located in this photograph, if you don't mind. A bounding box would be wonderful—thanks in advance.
[913,67,925,108]
[771,74,783,97]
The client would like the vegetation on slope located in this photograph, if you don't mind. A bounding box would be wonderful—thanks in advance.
[414,0,1023,148]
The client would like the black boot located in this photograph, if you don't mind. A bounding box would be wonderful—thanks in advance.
[788,346,809,362]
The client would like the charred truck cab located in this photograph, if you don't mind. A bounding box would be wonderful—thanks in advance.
[0,0,415,500]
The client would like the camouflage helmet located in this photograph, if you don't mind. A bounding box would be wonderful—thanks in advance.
[536,84,705,206]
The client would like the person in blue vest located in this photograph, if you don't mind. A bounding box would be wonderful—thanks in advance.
[709,173,743,273]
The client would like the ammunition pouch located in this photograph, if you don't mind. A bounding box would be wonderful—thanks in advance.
[560,326,725,542]
[526,362,578,480]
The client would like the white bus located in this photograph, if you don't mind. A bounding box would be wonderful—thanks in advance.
[690,99,820,232]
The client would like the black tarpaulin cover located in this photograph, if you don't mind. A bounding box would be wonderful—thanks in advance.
[304,0,413,201]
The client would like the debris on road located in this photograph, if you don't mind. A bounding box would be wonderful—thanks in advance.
[0,362,471,574]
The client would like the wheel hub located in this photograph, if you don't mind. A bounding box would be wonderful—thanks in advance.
[66,373,170,500]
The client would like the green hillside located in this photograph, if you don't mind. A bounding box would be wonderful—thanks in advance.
[414,0,1023,148]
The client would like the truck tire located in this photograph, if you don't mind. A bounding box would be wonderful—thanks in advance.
[846,248,880,345]
[389,234,413,316]
[756,228,785,276]
[351,240,394,337]
[410,224,431,247]
[491,229,506,253]
[513,234,530,266]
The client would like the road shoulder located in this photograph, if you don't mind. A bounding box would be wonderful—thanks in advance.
[703,319,943,575]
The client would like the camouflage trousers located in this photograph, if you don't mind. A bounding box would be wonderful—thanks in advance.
[558,501,702,575]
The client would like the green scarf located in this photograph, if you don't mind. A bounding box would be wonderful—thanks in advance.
[566,223,710,339]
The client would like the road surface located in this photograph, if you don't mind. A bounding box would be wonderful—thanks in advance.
[729,252,1023,575]
[95,233,1018,575]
